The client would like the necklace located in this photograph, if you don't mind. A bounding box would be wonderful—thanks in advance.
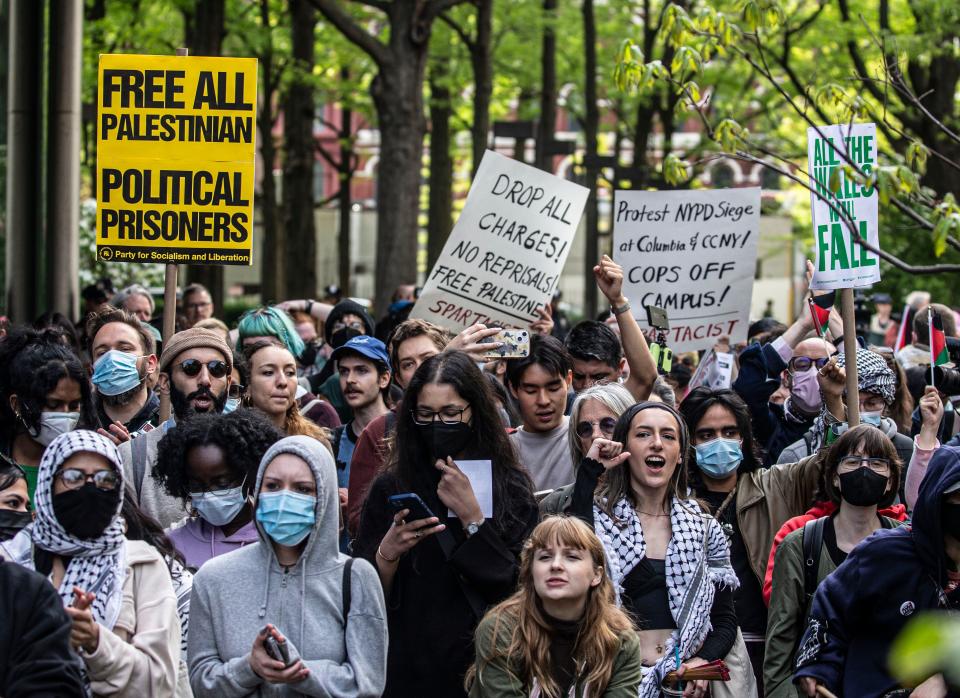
[636,509,670,517]
[711,484,739,540]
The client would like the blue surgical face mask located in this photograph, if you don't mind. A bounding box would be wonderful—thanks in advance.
[92,350,144,396]
[191,486,246,527]
[860,410,883,427]
[222,397,241,415]
[256,490,316,546]
[695,438,743,479]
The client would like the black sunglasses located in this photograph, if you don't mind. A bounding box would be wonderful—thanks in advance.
[576,417,618,439]
[178,359,229,379]
[788,356,830,373]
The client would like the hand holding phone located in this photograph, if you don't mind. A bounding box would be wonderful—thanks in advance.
[479,330,530,359]
[388,493,437,522]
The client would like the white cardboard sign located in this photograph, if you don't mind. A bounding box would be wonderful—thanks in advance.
[613,187,761,353]
[807,123,881,290]
[411,150,589,330]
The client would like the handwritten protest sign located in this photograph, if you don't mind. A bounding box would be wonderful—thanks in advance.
[411,150,588,330]
[613,188,761,353]
[807,123,880,290]
[96,54,257,265]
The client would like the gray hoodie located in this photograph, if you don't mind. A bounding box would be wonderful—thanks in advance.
[187,435,387,697]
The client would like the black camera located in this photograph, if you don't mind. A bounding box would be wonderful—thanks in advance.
[930,365,960,396]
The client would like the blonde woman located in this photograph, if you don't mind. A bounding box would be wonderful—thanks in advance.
[468,516,641,697]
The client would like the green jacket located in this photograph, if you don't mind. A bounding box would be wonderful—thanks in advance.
[763,516,903,697]
[469,611,642,698]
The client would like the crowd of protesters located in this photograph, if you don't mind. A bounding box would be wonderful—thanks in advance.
[1,258,959,698]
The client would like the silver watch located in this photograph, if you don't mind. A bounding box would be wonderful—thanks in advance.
[464,520,484,537]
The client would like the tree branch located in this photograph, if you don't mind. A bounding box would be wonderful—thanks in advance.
[307,0,389,66]
[439,11,474,49]
[836,0,886,104]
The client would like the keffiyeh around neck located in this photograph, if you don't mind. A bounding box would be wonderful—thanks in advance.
[32,430,127,629]
[594,496,739,698]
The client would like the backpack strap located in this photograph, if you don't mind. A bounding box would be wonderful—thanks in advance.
[802,516,827,602]
[341,558,353,627]
[132,432,150,501]
[332,425,347,468]
[802,430,815,457]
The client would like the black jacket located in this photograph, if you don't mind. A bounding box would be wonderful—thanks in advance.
[794,446,960,696]
[354,470,537,698]
[0,560,86,697]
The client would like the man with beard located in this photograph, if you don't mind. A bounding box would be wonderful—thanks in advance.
[118,327,233,528]
[87,308,161,441]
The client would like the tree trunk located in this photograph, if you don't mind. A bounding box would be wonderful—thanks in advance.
[184,0,226,310]
[470,0,493,177]
[282,0,318,300]
[257,0,282,303]
[338,66,353,295]
[427,59,453,270]
[582,0,599,318]
[536,0,557,172]
[368,10,429,315]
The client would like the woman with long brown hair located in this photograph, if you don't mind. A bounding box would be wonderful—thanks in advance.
[467,516,641,697]
[242,339,331,449]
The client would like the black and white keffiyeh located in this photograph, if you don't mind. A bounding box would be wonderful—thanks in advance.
[31,430,127,630]
[594,496,739,698]
[808,348,897,452]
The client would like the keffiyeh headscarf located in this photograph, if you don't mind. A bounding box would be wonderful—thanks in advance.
[594,496,739,697]
[809,348,897,451]
[32,430,127,629]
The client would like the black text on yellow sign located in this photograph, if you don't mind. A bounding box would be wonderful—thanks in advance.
[96,54,258,266]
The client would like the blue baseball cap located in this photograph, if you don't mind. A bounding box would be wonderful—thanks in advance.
[330,335,390,368]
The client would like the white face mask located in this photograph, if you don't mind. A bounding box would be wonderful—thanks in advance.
[30,412,81,447]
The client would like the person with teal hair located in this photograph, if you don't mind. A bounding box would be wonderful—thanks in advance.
[236,306,306,359]
[235,307,341,431]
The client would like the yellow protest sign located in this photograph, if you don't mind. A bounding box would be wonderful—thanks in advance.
[96,54,258,265]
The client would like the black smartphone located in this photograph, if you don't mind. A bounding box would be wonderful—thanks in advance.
[388,493,437,522]
[645,305,670,330]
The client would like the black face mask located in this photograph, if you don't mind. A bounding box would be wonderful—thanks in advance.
[300,342,319,367]
[330,327,362,350]
[416,421,474,462]
[837,467,889,507]
[0,509,31,541]
[52,483,120,540]
[942,502,960,539]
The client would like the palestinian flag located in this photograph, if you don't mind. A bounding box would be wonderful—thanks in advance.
[930,308,949,367]
[894,303,912,354]
[809,292,835,337]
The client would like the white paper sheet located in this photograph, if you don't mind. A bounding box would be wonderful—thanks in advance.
[448,459,494,519]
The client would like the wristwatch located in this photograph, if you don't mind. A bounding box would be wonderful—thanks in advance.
[464,520,485,538]
[611,299,631,316]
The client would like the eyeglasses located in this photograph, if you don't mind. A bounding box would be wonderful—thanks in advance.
[228,384,244,400]
[57,468,119,491]
[185,301,211,312]
[178,359,229,379]
[838,456,891,474]
[788,356,831,373]
[859,396,887,412]
[576,417,617,438]
[412,406,470,425]
[332,320,365,333]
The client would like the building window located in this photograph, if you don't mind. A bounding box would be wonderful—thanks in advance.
[761,167,782,190]
[711,162,735,188]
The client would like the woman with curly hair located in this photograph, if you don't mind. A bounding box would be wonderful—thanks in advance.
[154,409,283,570]
[467,515,641,697]
[0,326,95,501]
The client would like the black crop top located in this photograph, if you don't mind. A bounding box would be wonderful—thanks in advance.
[571,457,739,662]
